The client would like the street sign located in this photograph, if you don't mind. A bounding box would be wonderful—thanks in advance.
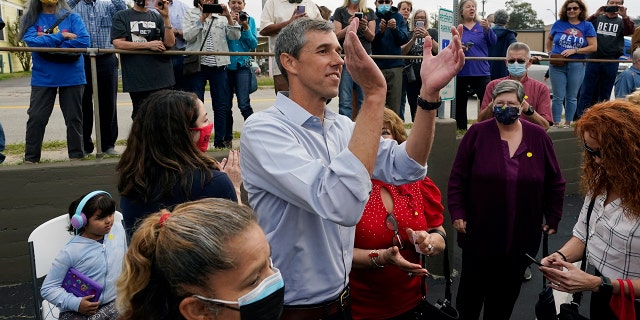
[438,8,455,101]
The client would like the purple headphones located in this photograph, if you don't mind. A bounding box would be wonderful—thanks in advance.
[71,191,112,230]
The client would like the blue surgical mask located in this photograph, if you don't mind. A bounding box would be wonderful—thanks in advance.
[377,4,391,13]
[507,62,527,77]
[493,105,520,125]
[193,266,285,320]
[350,0,359,4]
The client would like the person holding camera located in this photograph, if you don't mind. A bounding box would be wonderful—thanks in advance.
[183,0,240,149]
[224,0,257,149]
[111,0,176,119]
[576,0,634,119]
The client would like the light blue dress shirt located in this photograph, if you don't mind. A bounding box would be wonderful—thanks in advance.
[240,93,427,305]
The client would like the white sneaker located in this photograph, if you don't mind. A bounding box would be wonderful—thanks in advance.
[104,148,120,156]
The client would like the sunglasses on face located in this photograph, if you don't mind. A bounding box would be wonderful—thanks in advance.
[287,0,302,3]
[566,6,580,11]
[507,58,527,64]
[583,143,602,158]
[377,0,391,3]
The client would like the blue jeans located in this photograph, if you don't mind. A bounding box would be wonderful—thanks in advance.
[576,61,618,119]
[188,65,231,147]
[338,67,363,119]
[226,66,254,141]
[550,62,585,124]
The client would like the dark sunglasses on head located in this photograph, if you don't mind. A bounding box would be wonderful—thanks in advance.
[583,143,602,158]
[566,6,580,11]
[377,0,391,3]
[507,58,527,64]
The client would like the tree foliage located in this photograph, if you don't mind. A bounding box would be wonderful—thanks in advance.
[505,0,544,30]
[6,20,31,72]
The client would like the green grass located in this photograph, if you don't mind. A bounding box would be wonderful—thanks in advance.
[4,140,67,155]
[0,71,31,81]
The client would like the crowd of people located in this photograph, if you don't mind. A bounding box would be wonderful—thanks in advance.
[17,0,640,318]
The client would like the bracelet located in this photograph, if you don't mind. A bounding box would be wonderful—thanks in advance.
[428,229,447,243]
[369,250,384,268]
[555,250,568,262]
[164,25,173,29]
[417,96,442,110]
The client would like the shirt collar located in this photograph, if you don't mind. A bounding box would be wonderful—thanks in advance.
[273,92,337,129]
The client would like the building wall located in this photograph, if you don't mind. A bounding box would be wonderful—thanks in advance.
[0,0,27,73]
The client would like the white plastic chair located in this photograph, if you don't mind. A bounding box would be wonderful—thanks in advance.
[27,212,124,320]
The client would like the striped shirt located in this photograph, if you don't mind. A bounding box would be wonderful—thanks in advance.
[574,193,640,279]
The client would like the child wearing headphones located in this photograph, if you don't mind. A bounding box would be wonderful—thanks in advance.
[40,191,127,320]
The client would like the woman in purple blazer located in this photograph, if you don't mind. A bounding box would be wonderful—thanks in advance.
[448,80,566,320]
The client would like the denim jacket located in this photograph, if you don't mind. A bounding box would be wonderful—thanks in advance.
[183,8,240,67]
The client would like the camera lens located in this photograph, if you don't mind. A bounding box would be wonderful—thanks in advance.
[239,12,248,21]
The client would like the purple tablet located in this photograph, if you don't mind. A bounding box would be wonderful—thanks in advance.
[61,268,103,303]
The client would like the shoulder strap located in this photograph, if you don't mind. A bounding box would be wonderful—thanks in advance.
[45,11,72,34]
[421,239,454,302]
[199,18,215,51]
[572,196,597,305]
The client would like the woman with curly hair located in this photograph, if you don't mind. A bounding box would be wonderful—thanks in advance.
[116,198,284,320]
[541,100,640,320]
[116,90,240,237]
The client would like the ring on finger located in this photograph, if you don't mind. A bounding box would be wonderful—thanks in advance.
[427,244,434,251]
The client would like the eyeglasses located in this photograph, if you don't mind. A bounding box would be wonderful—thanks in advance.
[566,6,580,11]
[385,212,404,249]
[507,58,527,64]
[583,143,602,158]
[377,0,391,3]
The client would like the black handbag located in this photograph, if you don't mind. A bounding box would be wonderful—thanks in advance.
[38,12,82,63]
[557,198,596,320]
[418,240,459,320]
[536,230,558,320]
[183,18,214,76]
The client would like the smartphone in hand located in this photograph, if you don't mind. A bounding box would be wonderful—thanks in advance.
[525,253,543,267]
[354,12,363,19]
[415,21,425,28]
[202,3,223,13]
[296,5,305,15]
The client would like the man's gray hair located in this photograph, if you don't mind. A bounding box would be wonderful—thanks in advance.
[492,79,525,103]
[494,9,509,26]
[275,18,335,81]
[633,47,640,64]
[506,42,531,59]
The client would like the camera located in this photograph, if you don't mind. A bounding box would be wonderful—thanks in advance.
[354,12,363,19]
[239,11,249,21]
[604,5,619,13]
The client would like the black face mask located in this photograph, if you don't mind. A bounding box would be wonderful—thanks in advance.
[193,266,285,320]
[238,286,285,320]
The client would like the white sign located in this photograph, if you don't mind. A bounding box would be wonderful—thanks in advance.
[438,8,455,101]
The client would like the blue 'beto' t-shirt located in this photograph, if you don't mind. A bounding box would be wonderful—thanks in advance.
[549,20,596,59]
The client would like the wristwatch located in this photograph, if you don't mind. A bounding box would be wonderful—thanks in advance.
[599,276,613,295]
[523,105,535,116]
[417,96,442,111]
